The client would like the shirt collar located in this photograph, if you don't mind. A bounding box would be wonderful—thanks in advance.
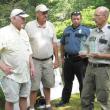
[72,25,81,29]
[101,23,109,32]
[96,23,109,33]
[36,20,47,28]
[10,23,21,34]
[71,25,82,32]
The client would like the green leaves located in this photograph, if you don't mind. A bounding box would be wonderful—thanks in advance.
[0,0,109,38]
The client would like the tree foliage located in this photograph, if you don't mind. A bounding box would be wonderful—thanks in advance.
[0,0,109,38]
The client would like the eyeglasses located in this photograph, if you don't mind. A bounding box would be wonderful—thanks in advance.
[94,14,105,17]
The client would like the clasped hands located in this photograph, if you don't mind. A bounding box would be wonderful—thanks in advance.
[79,51,100,58]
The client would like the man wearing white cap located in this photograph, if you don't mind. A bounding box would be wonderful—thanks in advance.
[0,9,35,110]
[25,4,59,110]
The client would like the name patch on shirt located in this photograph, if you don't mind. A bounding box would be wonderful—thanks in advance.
[99,38,108,44]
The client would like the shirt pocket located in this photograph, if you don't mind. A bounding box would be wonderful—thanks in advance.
[6,39,20,52]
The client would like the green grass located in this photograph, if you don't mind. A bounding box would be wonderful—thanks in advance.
[0,90,100,110]
[51,93,100,110]
[0,88,5,110]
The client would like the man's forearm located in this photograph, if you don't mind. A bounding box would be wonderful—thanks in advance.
[91,53,110,59]
[29,55,34,68]
[60,44,65,59]
[53,42,58,60]
[29,55,35,77]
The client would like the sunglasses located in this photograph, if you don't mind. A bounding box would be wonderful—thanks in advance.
[71,11,81,16]
[41,11,48,15]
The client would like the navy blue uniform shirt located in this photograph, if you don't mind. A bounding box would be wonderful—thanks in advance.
[60,25,90,55]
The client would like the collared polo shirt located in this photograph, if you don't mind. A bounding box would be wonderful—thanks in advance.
[25,20,57,59]
[0,24,32,83]
[85,23,110,64]
[60,25,90,55]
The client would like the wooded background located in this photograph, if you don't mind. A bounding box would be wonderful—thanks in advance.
[0,0,110,38]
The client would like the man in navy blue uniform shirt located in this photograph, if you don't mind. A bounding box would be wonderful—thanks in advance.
[56,11,90,107]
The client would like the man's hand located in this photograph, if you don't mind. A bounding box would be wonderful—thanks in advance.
[79,52,88,58]
[89,53,100,58]
[0,63,13,75]
[53,59,59,69]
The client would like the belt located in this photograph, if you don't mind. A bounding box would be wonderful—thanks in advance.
[65,53,82,61]
[32,55,53,61]
[89,62,110,67]
[65,53,78,58]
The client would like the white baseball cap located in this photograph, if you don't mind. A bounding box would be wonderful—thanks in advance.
[35,4,49,12]
[10,9,29,18]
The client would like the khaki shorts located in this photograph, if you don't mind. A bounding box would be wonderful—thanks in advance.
[0,77,31,103]
[31,58,55,91]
